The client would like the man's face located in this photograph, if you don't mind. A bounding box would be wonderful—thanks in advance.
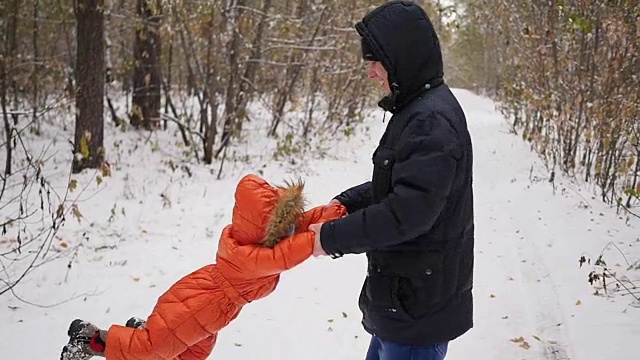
[367,61,390,95]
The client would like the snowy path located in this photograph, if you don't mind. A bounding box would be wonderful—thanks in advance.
[1,89,638,359]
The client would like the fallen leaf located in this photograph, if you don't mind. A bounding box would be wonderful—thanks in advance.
[327,318,334,323]
[533,335,541,342]
[59,241,69,249]
[132,277,140,282]
[342,312,348,318]
[490,294,496,298]
[575,300,582,306]
[71,203,83,223]
[234,343,242,347]
[510,336,530,350]
[510,336,525,343]
[69,179,78,192]
[101,161,112,177]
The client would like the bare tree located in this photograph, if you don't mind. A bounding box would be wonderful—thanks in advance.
[72,0,105,173]
[130,0,162,130]
[1,0,20,177]
[453,0,639,214]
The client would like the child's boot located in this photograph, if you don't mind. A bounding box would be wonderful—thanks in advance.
[125,316,146,329]
[60,319,107,360]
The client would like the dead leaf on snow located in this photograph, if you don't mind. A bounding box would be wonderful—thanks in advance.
[71,203,83,223]
[510,336,531,350]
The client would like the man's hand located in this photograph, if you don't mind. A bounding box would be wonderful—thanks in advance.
[309,223,327,257]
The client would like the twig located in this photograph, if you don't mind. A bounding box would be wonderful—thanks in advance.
[604,268,640,302]
[8,286,103,308]
[160,113,204,143]
[600,241,631,267]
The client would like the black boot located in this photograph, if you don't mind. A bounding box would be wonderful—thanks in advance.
[125,317,146,329]
[60,319,106,360]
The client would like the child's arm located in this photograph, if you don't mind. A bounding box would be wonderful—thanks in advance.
[216,204,346,280]
[217,226,315,279]
[297,204,346,230]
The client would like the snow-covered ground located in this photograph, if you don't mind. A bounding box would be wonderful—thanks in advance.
[1,89,638,359]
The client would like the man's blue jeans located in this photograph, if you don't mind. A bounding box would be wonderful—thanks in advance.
[365,335,448,360]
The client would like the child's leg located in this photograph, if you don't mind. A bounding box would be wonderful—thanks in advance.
[61,265,243,360]
[104,265,242,360]
[176,334,217,360]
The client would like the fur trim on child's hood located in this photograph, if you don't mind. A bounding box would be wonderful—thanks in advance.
[230,174,305,247]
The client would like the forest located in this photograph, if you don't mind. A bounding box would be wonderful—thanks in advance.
[1,0,638,295]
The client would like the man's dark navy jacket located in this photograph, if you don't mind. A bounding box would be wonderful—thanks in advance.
[320,1,475,347]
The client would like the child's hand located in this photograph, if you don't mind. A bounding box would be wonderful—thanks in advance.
[323,199,343,215]
[309,223,327,257]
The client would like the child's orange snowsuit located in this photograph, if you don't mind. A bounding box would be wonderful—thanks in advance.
[103,174,346,359]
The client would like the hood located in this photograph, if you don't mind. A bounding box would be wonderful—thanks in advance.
[230,174,305,248]
[355,1,444,113]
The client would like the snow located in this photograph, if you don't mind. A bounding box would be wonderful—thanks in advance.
[1,89,638,359]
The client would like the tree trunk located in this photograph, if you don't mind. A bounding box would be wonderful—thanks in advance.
[131,0,162,130]
[1,0,19,176]
[203,13,218,165]
[32,0,40,134]
[232,0,272,134]
[216,0,245,159]
[72,0,105,174]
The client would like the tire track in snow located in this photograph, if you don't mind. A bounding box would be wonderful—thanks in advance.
[460,88,573,359]
[514,213,573,360]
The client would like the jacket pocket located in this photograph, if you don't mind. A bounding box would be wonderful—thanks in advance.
[371,146,395,201]
[394,256,447,319]
[363,273,412,321]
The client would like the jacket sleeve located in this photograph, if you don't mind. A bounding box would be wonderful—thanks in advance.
[320,115,459,255]
[333,181,372,214]
[297,204,347,230]
[104,265,234,360]
[217,226,315,279]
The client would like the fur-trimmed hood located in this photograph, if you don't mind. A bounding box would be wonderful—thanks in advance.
[215,174,345,299]
[230,174,306,247]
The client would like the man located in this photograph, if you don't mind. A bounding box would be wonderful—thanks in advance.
[309,1,474,359]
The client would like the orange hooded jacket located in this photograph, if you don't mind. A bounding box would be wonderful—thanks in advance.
[103,174,346,359]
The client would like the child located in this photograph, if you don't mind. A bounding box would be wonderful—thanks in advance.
[61,174,346,360]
